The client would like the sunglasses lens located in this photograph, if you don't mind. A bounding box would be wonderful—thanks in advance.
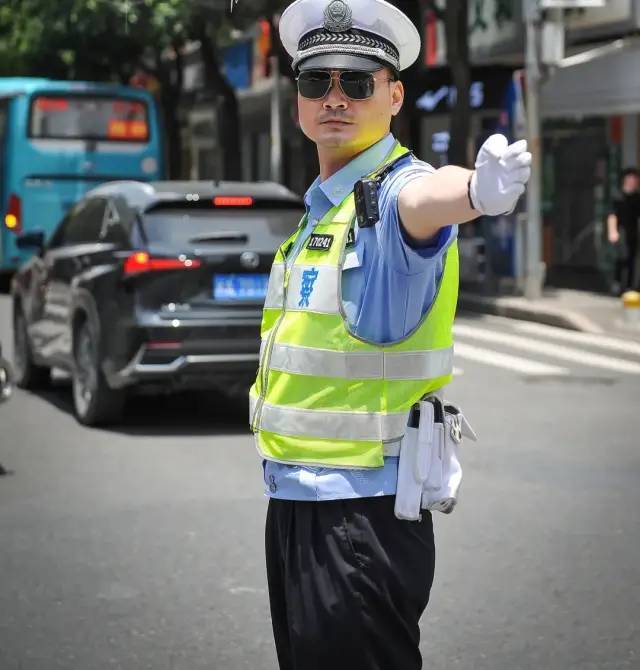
[297,71,332,99]
[340,71,375,100]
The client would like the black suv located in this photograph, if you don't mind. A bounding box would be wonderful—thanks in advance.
[11,180,303,425]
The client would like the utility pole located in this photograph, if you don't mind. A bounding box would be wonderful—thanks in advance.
[524,0,545,300]
[522,0,606,299]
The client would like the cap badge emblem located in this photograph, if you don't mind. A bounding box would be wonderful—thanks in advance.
[324,0,353,33]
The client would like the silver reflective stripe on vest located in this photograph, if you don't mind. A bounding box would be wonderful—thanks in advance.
[269,343,383,378]
[250,394,410,442]
[285,265,339,314]
[383,348,454,380]
[264,263,285,309]
[267,342,454,380]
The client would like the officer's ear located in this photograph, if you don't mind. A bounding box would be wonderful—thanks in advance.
[389,73,404,117]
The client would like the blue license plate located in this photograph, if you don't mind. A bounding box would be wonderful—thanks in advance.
[213,273,269,302]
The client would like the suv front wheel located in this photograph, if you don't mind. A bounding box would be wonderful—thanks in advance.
[72,320,125,426]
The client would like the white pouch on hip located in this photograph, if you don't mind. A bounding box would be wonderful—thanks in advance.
[422,403,478,514]
[394,403,433,521]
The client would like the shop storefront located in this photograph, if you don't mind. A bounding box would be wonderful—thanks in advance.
[541,40,640,291]
[413,66,523,291]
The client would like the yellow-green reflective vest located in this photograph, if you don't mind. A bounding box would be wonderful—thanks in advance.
[250,143,459,469]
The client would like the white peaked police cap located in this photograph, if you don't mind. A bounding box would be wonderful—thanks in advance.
[279,0,421,73]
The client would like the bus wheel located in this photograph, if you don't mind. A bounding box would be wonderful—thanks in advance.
[72,320,124,426]
[13,308,50,390]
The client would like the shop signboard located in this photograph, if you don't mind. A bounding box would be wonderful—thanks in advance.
[415,67,514,116]
[223,40,253,91]
[424,0,524,65]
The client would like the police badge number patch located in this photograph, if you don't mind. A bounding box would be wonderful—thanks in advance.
[307,233,334,251]
[324,0,353,33]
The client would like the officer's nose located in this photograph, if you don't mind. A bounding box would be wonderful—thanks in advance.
[322,77,348,110]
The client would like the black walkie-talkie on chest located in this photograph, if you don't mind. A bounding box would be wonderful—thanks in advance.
[354,150,413,228]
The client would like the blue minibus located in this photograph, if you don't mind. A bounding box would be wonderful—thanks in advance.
[0,78,165,272]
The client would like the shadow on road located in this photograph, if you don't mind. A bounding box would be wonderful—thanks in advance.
[26,378,251,438]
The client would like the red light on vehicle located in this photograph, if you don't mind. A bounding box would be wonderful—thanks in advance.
[108,119,128,139]
[4,194,22,234]
[126,251,149,270]
[129,120,148,138]
[213,196,254,207]
[35,97,69,112]
[124,251,202,275]
[107,119,148,140]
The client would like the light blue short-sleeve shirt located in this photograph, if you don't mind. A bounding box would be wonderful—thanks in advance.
[263,133,458,501]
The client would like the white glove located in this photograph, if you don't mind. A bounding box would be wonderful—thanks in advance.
[469,134,532,216]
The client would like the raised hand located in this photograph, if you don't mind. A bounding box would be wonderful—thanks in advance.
[469,134,532,216]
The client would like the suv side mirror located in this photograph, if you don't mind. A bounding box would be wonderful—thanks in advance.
[16,230,45,252]
[0,356,13,404]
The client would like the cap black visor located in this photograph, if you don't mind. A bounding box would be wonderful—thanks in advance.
[298,54,384,72]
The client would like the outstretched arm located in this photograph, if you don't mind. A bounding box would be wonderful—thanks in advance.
[398,135,532,243]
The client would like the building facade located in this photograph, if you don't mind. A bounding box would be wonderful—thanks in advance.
[422,0,640,293]
[177,1,640,294]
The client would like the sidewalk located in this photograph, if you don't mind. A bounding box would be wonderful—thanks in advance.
[459,288,640,341]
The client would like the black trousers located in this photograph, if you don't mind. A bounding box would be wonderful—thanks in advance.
[265,496,435,670]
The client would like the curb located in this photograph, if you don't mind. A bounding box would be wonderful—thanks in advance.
[458,293,602,333]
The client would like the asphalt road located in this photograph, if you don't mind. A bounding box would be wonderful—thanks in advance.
[1,293,639,670]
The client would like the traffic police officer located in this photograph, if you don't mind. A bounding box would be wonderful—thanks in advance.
[249,1,532,668]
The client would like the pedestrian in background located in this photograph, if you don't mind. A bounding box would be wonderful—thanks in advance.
[608,167,640,294]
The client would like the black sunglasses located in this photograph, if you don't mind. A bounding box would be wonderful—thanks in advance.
[296,69,395,101]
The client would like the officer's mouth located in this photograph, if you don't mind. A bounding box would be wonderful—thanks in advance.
[319,116,354,125]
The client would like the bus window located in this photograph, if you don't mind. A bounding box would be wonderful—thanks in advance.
[29,96,149,143]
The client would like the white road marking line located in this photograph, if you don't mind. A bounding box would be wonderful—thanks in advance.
[512,321,640,357]
[454,324,640,375]
[454,342,569,376]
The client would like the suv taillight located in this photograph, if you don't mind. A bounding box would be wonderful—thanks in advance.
[4,194,22,234]
[213,196,254,207]
[123,251,202,275]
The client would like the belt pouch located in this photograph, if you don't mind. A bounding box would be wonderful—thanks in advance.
[394,402,433,521]
[422,406,462,514]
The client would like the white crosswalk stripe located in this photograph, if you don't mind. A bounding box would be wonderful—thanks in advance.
[454,342,569,376]
[511,321,640,357]
[453,323,640,375]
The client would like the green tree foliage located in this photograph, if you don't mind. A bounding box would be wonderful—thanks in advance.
[0,0,188,81]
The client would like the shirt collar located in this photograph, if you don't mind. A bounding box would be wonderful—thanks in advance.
[304,133,397,210]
